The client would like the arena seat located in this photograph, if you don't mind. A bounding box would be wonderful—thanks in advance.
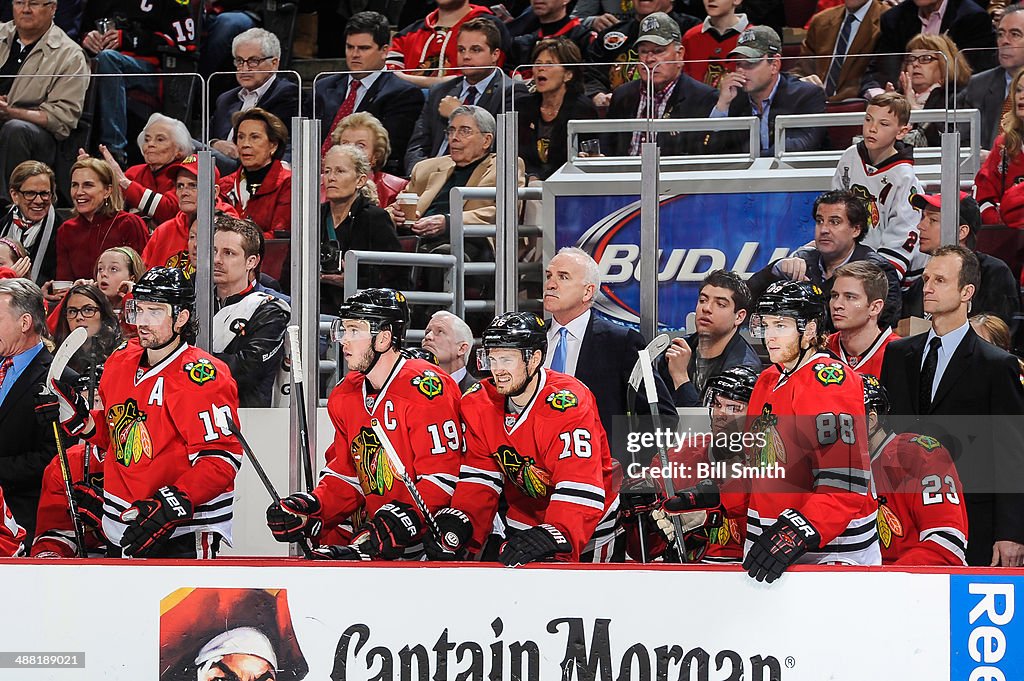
[824,98,868,151]
[263,238,290,283]
[785,0,820,31]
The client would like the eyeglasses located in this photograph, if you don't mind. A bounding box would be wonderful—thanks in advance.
[12,0,55,9]
[904,54,939,65]
[66,305,99,319]
[233,56,273,69]
[446,125,480,139]
[14,189,51,202]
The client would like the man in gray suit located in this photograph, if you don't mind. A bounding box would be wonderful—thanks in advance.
[404,16,525,171]
[422,310,478,392]
[958,3,1024,149]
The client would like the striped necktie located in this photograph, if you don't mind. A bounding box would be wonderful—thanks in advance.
[826,12,856,97]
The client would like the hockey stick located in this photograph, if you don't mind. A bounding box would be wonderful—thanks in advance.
[286,325,315,493]
[44,327,89,558]
[369,418,442,541]
[223,415,315,559]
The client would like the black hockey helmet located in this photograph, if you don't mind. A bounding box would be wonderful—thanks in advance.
[702,365,760,407]
[481,312,548,356]
[335,288,409,347]
[132,266,195,308]
[862,374,890,416]
[402,346,439,365]
[749,280,826,338]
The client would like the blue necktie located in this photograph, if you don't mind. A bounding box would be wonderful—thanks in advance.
[551,327,569,373]
[826,12,856,97]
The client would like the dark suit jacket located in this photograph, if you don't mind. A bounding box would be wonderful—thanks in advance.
[572,312,677,466]
[957,66,1007,150]
[405,72,526,171]
[707,73,827,156]
[312,71,425,175]
[881,326,1024,565]
[603,73,719,156]
[797,0,884,102]
[861,0,996,94]
[518,90,599,180]
[0,346,74,544]
[210,76,300,142]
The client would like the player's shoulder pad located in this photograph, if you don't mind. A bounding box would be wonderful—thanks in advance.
[408,363,447,401]
[545,387,580,412]
[180,348,232,388]
[810,360,848,387]
[462,381,481,397]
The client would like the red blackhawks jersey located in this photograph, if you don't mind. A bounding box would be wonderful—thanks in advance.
[0,485,24,558]
[315,358,463,533]
[826,329,898,380]
[86,341,243,548]
[681,18,748,88]
[872,432,968,566]
[453,369,619,561]
[387,4,500,75]
[31,445,106,558]
[746,353,881,565]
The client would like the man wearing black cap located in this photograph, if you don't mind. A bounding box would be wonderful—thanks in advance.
[904,192,1019,329]
[707,25,826,156]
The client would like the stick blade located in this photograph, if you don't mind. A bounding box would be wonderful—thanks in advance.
[45,326,88,393]
[628,333,671,390]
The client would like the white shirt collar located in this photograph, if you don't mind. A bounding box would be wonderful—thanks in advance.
[239,73,277,101]
[352,69,383,90]
[549,308,591,341]
[462,70,497,98]
[849,1,872,23]
[450,365,467,383]
[700,13,749,35]
[924,319,970,360]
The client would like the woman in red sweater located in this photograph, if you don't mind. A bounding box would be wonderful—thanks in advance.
[975,69,1024,228]
[217,107,292,240]
[55,158,149,283]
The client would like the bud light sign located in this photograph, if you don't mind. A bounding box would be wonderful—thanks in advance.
[554,191,819,330]
[950,575,1022,680]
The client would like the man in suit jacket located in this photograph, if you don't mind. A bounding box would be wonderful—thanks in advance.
[709,26,827,156]
[0,279,74,545]
[957,4,1024,149]
[861,0,997,96]
[312,11,425,175]
[423,310,478,393]
[543,247,677,467]
[881,245,1024,566]
[603,11,718,156]
[405,17,525,171]
[795,0,884,102]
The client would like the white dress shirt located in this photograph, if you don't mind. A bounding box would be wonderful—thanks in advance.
[921,320,970,400]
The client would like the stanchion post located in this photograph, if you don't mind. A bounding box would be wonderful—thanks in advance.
[639,142,660,341]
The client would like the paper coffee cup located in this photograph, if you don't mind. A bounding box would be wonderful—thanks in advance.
[396,192,419,224]
[51,281,73,294]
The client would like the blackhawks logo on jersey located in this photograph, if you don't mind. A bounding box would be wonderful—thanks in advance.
[849,184,881,231]
[493,445,552,499]
[910,435,941,451]
[107,399,154,467]
[814,362,846,386]
[412,369,444,400]
[546,389,578,412]
[463,382,481,397]
[750,404,787,466]
[185,358,217,385]
[877,500,905,548]
[709,517,741,547]
[350,426,395,496]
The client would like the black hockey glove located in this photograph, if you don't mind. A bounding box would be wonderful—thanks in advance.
[311,544,373,561]
[366,501,423,560]
[36,380,91,436]
[72,481,104,529]
[500,524,572,567]
[119,486,194,557]
[743,508,821,583]
[424,508,474,561]
[663,479,721,513]
[266,492,322,543]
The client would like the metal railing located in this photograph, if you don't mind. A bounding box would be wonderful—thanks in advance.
[567,117,762,164]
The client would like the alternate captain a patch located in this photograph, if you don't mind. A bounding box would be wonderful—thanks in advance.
[185,358,217,385]
[813,362,846,387]
[412,369,444,400]
[546,389,578,412]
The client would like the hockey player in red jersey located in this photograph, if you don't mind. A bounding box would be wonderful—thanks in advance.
[266,289,463,560]
[45,268,243,558]
[862,374,968,566]
[826,261,898,379]
[30,444,106,558]
[422,312,620,565]
[0,485,25,557]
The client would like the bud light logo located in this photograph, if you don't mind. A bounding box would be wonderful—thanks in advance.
[554,192,818,330]
[950,575,1022,680]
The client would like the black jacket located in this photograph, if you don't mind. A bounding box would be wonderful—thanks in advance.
[214,289,289,408]
[518,90,598,180]
[657,330,763,407]
[957,66,1008,150]
[0,206,58,285]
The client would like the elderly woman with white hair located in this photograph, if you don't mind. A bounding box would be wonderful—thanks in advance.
[91,112,193,225]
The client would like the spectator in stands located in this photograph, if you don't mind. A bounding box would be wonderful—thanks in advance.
[975,68,1024,226]
[959,3,1024,150]
[682,0,750,89]
[318,144,406,314]
[212,215,289,408]
[708,26,828,156]
[313,11,425,175]
[91,246,145,324]
[747,189,902,328]
[405,17,526,171]
[82,0,203,167]
[388,1,511,88]
[217,107,291,240]
[906,192,1019,328]
[0,237,28,278]
[210,28,299,168]
[0,161,57,284]
[51,283,122,375]
[970,313,1024,376]
[55,158,148,282]
[826,260,900,376]
[585,0,700,108]
[0,0,84,41]
[861,0,996,98]
[199,1,262,77]
[604,12,718,156]
[893,34,972,147]
[518,38,598,180]
[333,112,408,209]
[572,0,633,31]
[507,0,595,71]
[796,0,884,103]
[422,309,478,392]
[658,269,761,407]
[0,0,88,196]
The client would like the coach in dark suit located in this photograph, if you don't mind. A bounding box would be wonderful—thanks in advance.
[861,0,996,95]
[312,11,425,175]
[796,0,884,102]
[543,247,676,466]
[0,279,74,545]
[881,245,1024,567]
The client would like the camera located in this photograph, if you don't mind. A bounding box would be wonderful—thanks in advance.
[321,240,342,274]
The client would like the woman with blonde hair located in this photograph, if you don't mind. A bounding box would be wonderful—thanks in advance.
[331,112,408,208]
[970,313,1024,376]
[54,158,148,283]
[891,33,972,146]
[976,68,1024,227]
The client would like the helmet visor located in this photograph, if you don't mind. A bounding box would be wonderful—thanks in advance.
[124,298,172,326]
[330,318,372,344]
